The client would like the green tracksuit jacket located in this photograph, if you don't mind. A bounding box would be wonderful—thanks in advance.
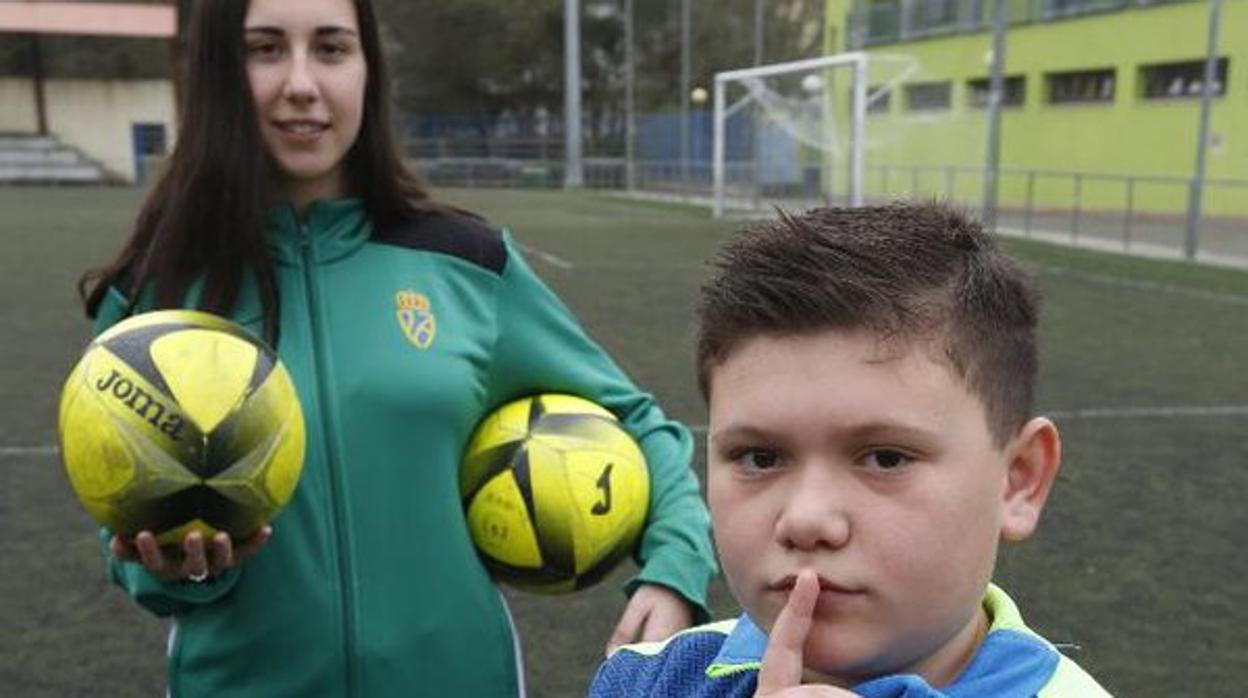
[95,199,717,697]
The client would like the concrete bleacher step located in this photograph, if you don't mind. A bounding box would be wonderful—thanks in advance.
[0,135,59,151]
[0,149,82,166]
[0,164,106,182]
[0,134,108,184]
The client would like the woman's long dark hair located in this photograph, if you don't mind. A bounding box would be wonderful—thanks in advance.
[79,0,438,343]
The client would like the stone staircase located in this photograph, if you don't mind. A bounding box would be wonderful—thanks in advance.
[0,134,109,184]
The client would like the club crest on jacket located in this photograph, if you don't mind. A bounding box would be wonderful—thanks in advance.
[395,289,436,349]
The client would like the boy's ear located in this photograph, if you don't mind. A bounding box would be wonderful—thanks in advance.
[1000,417,1061,542]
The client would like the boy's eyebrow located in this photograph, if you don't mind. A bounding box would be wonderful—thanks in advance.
[709,421,942,446]
[841,421,944,446]
[708,424,782,446]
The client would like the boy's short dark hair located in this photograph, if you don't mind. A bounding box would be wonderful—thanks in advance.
[696,201,1040,445]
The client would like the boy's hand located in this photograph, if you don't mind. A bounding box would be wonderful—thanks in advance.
[109,525,272,583]
[755,569,861,697]
[605,583,694,655]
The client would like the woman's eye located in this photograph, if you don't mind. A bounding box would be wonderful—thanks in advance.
[864,449,910,471]
[247,42,282,59]
[317,42,353,60]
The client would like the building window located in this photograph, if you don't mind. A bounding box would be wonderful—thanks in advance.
[1043,0,1115,17]
[965,0,986,27]
[967,76,1026,108]
[863,0,902,44]
[906,0,958,33]
[867,85,892,114]
[133,123,168,157]
[1141,58,1229,100]
[131,122,169,186]
[905,81,952,111]
[1047,68,1114,104]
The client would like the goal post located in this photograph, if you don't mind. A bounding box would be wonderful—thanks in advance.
[712,51,870,218]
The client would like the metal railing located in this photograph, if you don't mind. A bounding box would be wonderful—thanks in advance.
[414,155,1248,268]
[407,137,621,162]
[861,163,1248,266]
[13,135,1238,267]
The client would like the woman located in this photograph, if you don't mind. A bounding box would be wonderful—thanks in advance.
[78,0,716,695]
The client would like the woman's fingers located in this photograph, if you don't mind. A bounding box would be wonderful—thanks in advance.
[134,531,168,573]
[116,526,273,581]
[233,525,273,563]
[181,531,209,580]
[210,532,234,574]
[109,534,138,562]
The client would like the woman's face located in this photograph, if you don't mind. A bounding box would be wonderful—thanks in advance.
[244,0,367,205]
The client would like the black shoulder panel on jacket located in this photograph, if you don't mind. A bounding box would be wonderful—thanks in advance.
[372,210,508,275]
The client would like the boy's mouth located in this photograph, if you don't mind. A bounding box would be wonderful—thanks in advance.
[768,574,864,596]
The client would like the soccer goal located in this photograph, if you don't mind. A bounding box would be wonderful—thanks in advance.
[711,51,914,218]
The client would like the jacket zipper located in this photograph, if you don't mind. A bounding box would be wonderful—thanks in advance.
[299,221,359,695]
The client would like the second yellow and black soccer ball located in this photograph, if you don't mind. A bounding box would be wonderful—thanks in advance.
[460,394,650,594]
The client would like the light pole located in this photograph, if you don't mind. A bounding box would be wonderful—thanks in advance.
[982,0,1007,233]
[1184,0,1224,260]
[691,86,708,185]
[564,0,584,188]
[754,0,764,65]
[751,0,764,208]
[623,0,636,190]
[680,0,691,189]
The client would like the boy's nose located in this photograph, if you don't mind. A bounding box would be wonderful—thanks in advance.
[773,464,851,552]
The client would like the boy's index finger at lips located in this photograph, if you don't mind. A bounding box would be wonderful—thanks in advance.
[756,569,820,695]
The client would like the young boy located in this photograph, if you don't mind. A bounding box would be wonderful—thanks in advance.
[589,203,1112,697]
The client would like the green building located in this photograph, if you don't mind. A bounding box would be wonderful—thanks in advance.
[821,0,1246,218]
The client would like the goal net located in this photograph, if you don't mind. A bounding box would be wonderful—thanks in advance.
[711,51,916,218]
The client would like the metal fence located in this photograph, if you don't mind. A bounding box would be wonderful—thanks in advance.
[10,139,1240,268]
[407,136,622,162]
[850,0,1198,48]
[412,151,1248,268]
[863,163,1248,266]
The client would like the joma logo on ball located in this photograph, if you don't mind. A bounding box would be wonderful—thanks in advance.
[95,369,187,439]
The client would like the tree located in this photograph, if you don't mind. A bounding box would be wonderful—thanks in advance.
[379,0,593,142]
[375,0,822,146]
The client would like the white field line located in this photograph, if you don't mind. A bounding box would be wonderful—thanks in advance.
[578,262,705,271]
[519,241,701,271]
[0,445,60,457]
[602,190,1248,270]
[515,242,574,270]
[1035,264,1248,307]
[1045,405,1248,420]
[686,404,1248,434]
[996,225,1248,272]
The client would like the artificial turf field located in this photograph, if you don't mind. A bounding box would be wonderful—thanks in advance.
[2,186,1245,696]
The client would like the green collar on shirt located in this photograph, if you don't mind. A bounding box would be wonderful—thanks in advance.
[266,198,371,266]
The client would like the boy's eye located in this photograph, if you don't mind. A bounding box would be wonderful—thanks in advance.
[863,449,910,471]
[735,448,780,471]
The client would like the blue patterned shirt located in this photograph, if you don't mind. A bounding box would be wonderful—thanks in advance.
[589,585,1111,697]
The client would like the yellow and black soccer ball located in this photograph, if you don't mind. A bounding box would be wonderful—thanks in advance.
[460,394,650,594]
[58,310,306,545]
